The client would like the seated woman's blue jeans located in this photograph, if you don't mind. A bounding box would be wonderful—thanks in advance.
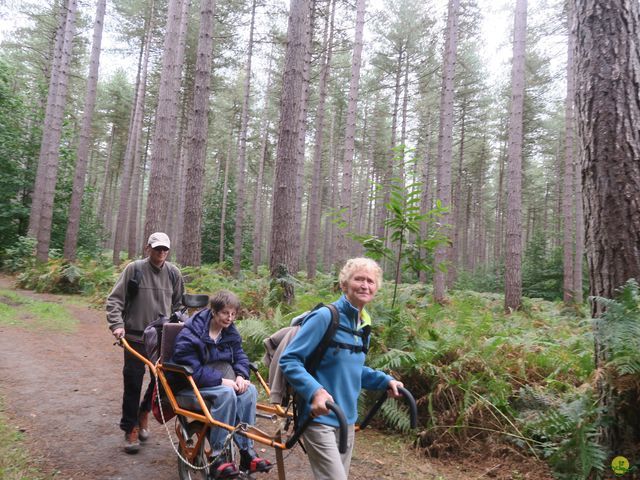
[176,384,257,451]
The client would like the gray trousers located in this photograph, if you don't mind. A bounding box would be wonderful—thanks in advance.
[302,423,356,480]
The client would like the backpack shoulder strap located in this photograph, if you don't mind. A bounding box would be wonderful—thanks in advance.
[125,260,144,311]
[305,303,340,376]
[133,259,143,283]
[166,262,177,287]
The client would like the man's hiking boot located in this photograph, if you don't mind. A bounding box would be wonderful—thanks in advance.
[138,410,149,442]
[209,451,239,479]
[124,427,140,454]
[240,449,273,474]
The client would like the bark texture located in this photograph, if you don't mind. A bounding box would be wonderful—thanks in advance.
[143,0,186,239]
[180,0,217,267]
[504,0,527,313]
[574,0,640,451]
[433,0,460,303]
[270,0,311,278]
[574,0,640,314]
[63,0,106,260]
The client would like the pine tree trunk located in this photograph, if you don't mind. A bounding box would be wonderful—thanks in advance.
[494,141,506,263]
[127,7,155,260]
[113,13,154,264]
[376,48,404,244]
[63,0,106,260]
[574,154,584,304]
[323,112,337,272]
[232,0,256,275]
[219,133,233,263]
[252,51,274,273]
[270,0,311,280]
[562,6,576,304]
[180,0,217,267]
[307,0,335,279]
[433,0,460,303]
[573,0,640,452]
[335,0,366,269]
[450,103,466,286]
[419,112,432,284]
[575,0,640,309]
[144,0,186,239]
[504,0,527,313]
[28,1,68,238]
[292,0,315,273]
[35,0,78,261]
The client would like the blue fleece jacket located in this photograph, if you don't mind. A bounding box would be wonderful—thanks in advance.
[279,295,392,427]
[171,308,250,388]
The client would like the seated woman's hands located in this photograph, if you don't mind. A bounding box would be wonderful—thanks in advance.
[221,376,251,393]
[235,375,251,394]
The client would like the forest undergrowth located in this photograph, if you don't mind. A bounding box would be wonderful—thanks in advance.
[2,244,608,479]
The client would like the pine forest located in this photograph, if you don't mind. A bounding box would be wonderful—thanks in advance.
[2,0,640,478]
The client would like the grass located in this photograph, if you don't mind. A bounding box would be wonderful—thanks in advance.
[0,289,77,332]
[0,398,52,480]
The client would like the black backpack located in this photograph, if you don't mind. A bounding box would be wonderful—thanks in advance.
[263,303,371,410]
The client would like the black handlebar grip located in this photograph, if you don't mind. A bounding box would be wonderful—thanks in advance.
[326,401,348,454]
[285,401,349,454]
[398,386,418,429]
[359,386,418,431]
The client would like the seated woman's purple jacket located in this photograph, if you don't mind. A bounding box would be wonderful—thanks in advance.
[171,308,250,388]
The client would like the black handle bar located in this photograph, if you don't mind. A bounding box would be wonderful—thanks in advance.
[285,401,348,453]
[358,386,417,431]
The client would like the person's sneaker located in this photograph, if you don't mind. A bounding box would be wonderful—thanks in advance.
[123,427,140,454]
[138,410,149,442]
[209,451,239,479]
[240,448,273,474]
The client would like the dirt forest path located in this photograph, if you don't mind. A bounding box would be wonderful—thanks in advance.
[0,275,553,480]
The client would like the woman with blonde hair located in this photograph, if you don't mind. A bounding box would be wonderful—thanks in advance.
[280,258,403,480]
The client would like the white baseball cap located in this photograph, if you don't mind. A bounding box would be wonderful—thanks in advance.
[148,232,171,249]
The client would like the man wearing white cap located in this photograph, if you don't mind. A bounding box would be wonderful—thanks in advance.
[106,232,184,453]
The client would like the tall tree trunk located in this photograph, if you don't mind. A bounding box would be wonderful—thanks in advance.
[562,5,576,304]
[419,112,432,284]
[335,0,366,269]
[180,0,217,267]
[399,50,410,186]
[433,0,460,303]
[504,0,527,313]
[219,132,233,263]
[252,51,274,273]
[34,0,78,261]
[270,0,311,281]
[98,123,116,235]
[144,0,186,239]
[28,1,68,238]
[574,149,584,304]
[323,112,337,272]
[113,8,155,264]
[307,0,335,279]
[127,10,155,259]
[494,139,506,264]
[574,0,640,452]
[450,102,466,286]
[232,0,257,275]
[376,48,404,242]
[292,0,315,273]
[63,0,106,260]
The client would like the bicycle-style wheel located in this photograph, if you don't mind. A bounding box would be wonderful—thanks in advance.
[177,418,210,480]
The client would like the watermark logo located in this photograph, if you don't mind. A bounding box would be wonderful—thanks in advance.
[612,456,631,476]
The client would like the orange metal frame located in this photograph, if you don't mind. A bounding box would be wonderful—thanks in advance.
[120,338,291,479]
